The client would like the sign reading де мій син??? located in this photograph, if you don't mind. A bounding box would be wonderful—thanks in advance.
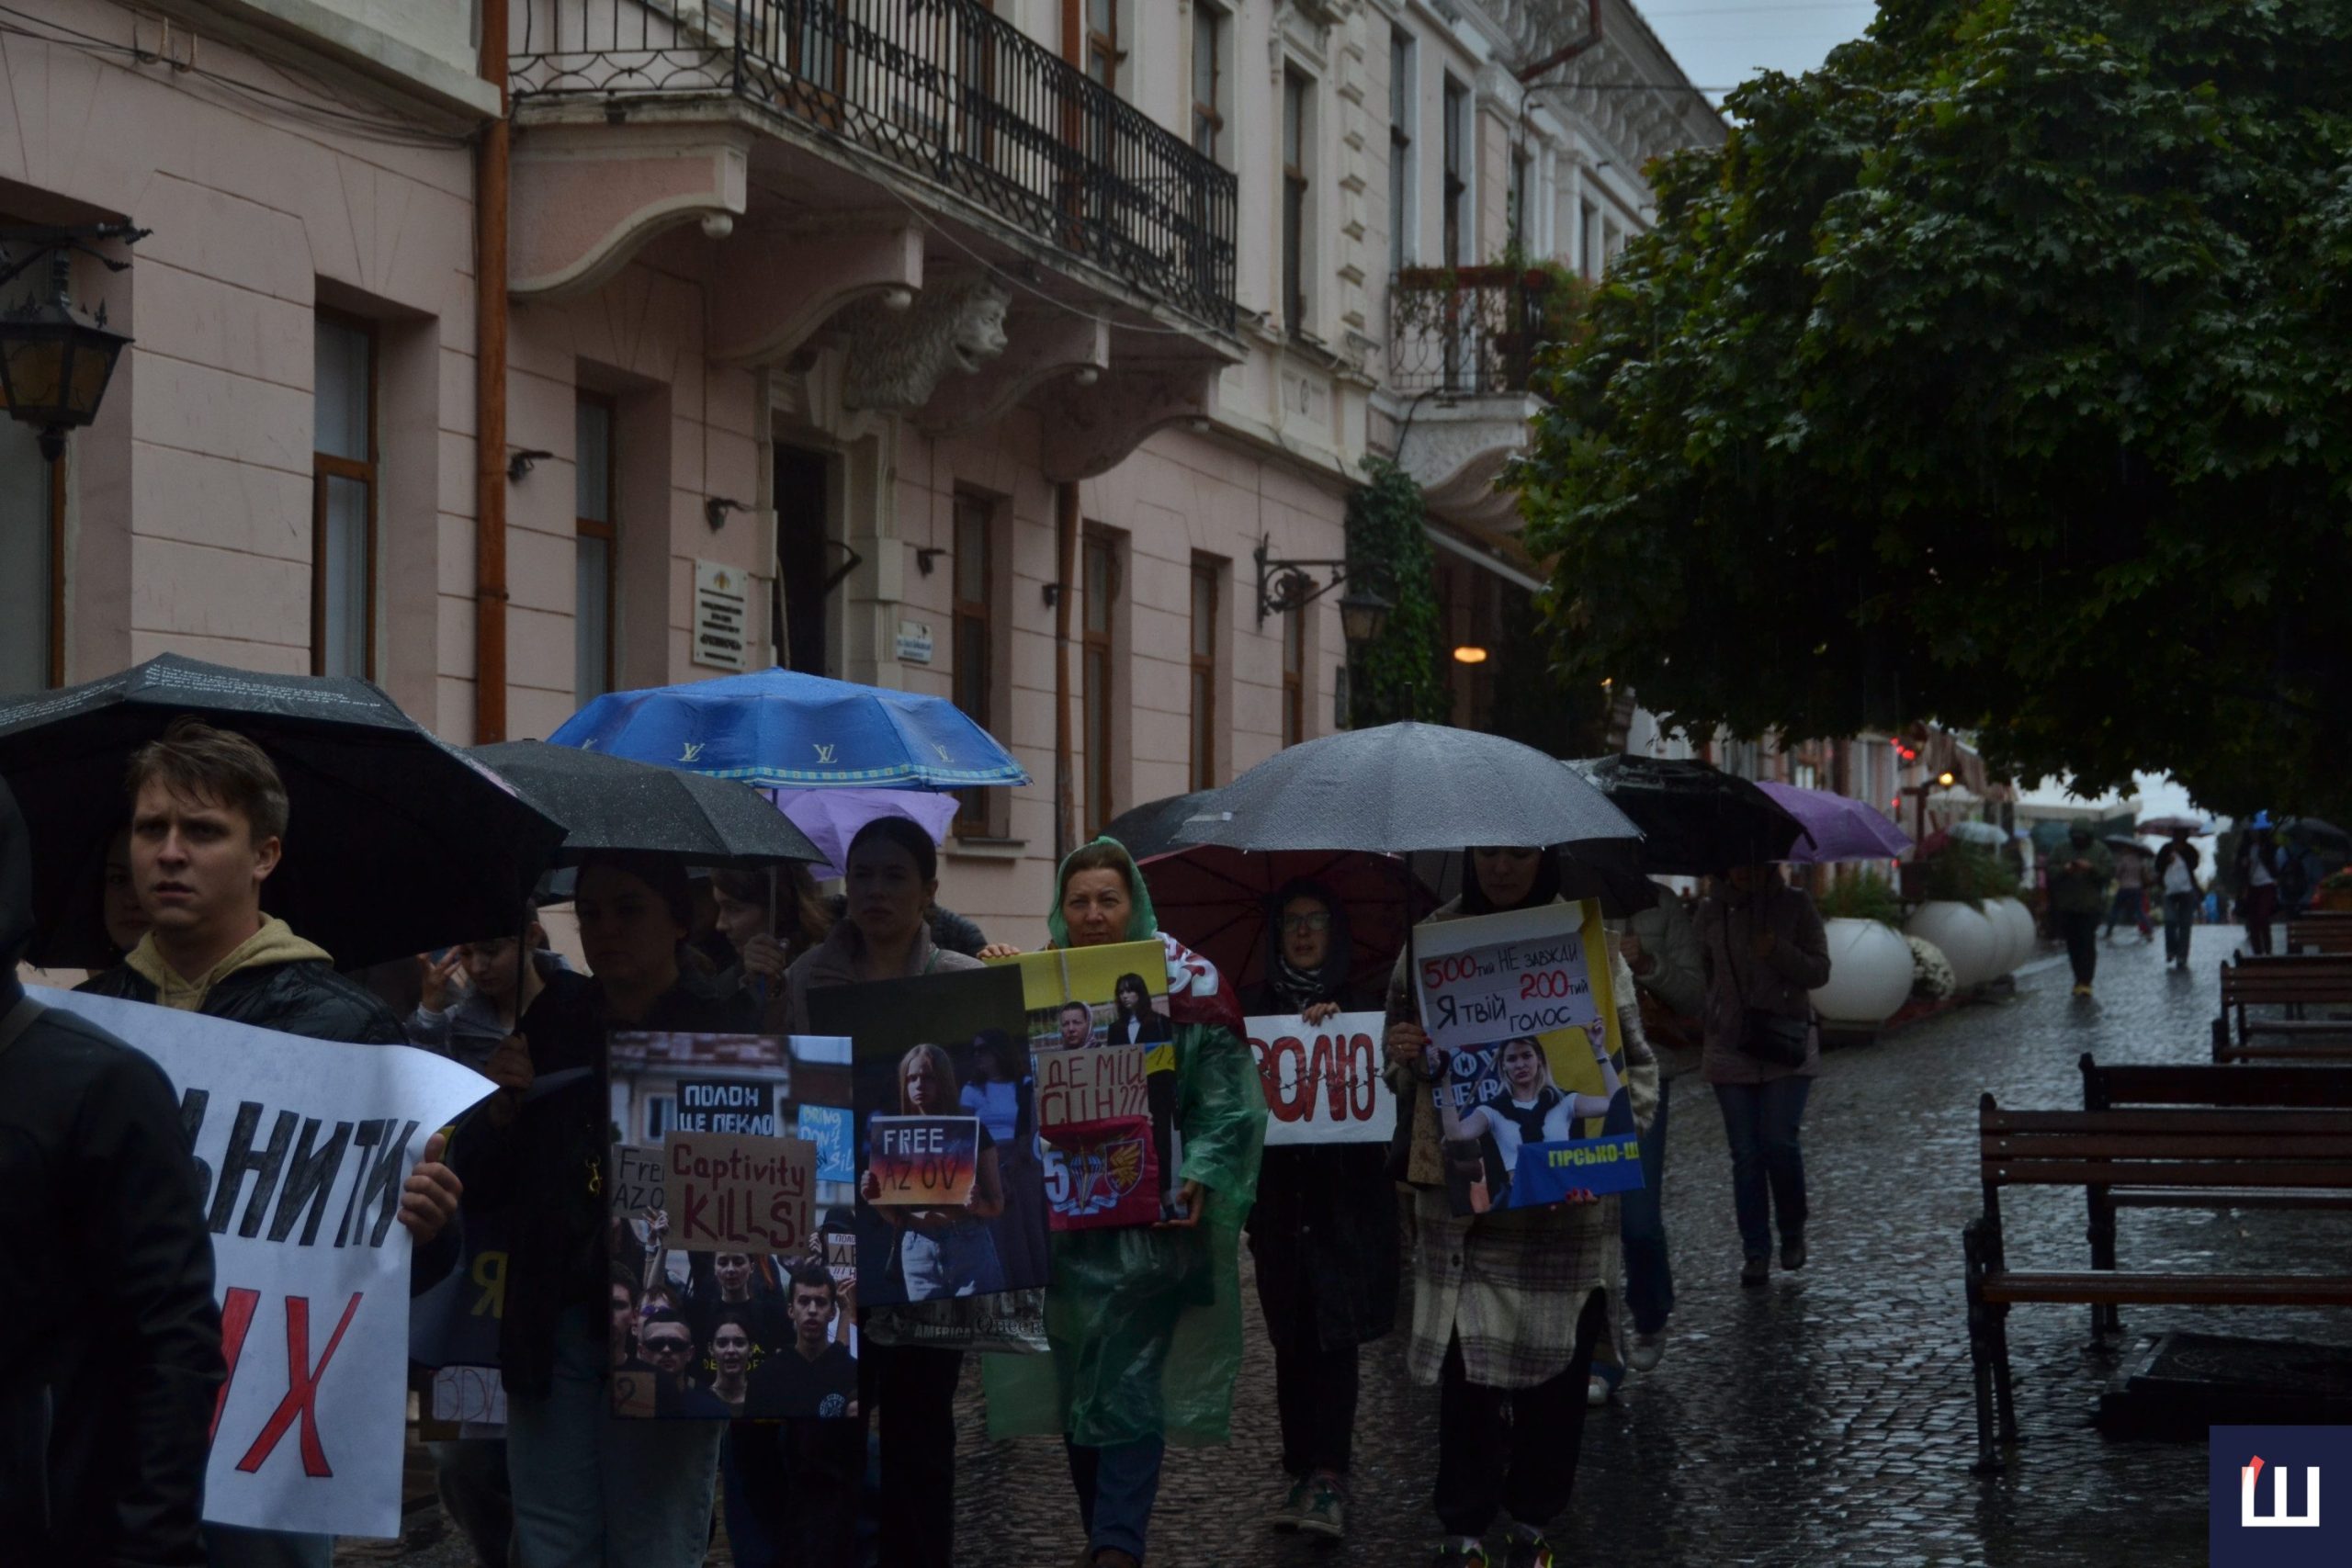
[667,1132,814,1252]
[693,558,748,671]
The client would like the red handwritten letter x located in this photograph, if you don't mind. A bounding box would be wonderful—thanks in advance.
[235,1292,364,1477]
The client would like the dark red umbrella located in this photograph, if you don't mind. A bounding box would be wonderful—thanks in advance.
[1138,845,1437,1004]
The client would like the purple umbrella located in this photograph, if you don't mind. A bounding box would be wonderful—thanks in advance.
[1756,782,1915,863]
[763,787,957,880]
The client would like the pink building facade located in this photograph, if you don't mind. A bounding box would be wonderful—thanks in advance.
[1,0,1716,946]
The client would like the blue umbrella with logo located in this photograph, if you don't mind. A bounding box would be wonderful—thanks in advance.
[548,666,1028,790]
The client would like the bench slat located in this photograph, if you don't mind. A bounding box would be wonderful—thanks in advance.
[2109,1188,2352,1210]
[1984,1159,2352,1188]
[1988,1134,2352,1160]
[1984,1109,2352,1135]
[2087,1066,2352,1109]
[1980,1271,2352,1307]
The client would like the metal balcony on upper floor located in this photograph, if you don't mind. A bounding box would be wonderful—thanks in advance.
[511,0,1238,333]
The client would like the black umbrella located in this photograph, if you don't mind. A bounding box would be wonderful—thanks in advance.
[0,653,565,970]
[2284,817,2352,853]
[472,741,822,868]
[1567,754,1809,875]
[1103,790,1223,863]
[1173,722,1640,853]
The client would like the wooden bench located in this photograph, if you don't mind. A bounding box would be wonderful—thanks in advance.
[1962,1093,2352,1471]
[2075,1054,2352,1333]
[2288,914,2352,955]
[2211,954,2352,1061]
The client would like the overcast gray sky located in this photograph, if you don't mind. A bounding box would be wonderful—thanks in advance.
[1630,0,1883,105]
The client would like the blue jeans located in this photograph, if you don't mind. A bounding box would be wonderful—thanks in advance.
[1066,1435,1166,1562]
[2164,892,2199,964]
[503,1305,723,1568]
[1619,1084,1675,1334]
[901,1220,1005,1299]
[1713,1077,1812,1262]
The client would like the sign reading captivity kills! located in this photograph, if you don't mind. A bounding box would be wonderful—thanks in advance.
[666,1132,816,1252]
[39,988,495,1540]
[1247,1011,1396,1145]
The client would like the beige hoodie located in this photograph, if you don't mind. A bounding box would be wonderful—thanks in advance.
[124,917,333,1011]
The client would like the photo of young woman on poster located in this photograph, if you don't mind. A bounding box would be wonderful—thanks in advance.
[860,1043,1008,1300]
[1109,971,1182,1218]
[1435,1032,1624,1213]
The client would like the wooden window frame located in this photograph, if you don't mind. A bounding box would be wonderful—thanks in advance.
[1283,68,1311,337]
[1191,3,1225,161]
[951,491,999,839]
[1188,557,1220,791]
[1389,31,1413,274]
[1081,529,1122,836]
[311,309,377,681]
[575,390,617,703]
[1086,0,1120,91]
[1442,77,1467,268]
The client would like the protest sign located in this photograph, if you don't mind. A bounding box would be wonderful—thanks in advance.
[865,1114,979,1206]
[40,988,492,1540]
[1248,1011,1395,1146]
[1035,1043,1148,1126]
[666,1132,816,1252]
[610,1145,667,1217]
[994,941,1183,1225]
[811,964,1050,1309]
[673,1078,777,1136]
[796,1101,854,1183]
[1405,901,1641,1215]
[409,1210,510,1438]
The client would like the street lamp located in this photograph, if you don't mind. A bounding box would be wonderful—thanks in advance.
[1254,535,1393,646]
[0,223,144,462]
[1336,584,1391,646]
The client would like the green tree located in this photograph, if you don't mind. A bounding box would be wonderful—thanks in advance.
[1519,0,2352,818]
[1344,458,1447,727]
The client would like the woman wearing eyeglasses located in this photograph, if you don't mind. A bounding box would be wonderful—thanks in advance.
[1244,879,1398,1545]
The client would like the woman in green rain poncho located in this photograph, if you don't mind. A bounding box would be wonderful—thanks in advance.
[979,838,1267,1568]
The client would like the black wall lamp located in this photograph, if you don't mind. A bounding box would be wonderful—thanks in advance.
[0,222,146,461]
[1253,536,1393,645]
[705,495,750,531]
[507,447,554,480]
[915,546,946,577]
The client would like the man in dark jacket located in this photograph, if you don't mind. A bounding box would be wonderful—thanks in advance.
[0,774,224,1567]
[77,718,461,1567]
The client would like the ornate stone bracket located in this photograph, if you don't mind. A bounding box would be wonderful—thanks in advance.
[1036,361,1220,483]
[707,223,926,367]
[510,124,749,300]
[913,311,1110,436]
[1396,394,1544,533]
[837,276,1012,414]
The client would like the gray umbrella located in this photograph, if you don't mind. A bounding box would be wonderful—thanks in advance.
[470,740,821,868]
[1172,722,1640,853]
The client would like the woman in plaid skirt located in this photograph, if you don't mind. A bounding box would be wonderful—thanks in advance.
[1383,846,1658,1568]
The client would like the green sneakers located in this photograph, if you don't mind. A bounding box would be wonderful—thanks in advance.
[1296,1476,1346,1540]
[1266,1477,1311,1532]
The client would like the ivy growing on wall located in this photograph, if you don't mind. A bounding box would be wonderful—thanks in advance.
[1344,458,1447,728]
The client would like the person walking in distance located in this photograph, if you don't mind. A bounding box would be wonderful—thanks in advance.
[2045,827,2114,996]
[2153,829,2203,971]
[1697,863,1830,1287]
[2235,815,2282,956]
[2105,846,2152,942]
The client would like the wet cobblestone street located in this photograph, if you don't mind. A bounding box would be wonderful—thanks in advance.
[955,921,2346,1567]
[356,919,2343,1568]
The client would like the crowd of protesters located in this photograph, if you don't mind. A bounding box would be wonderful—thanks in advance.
[4,713,1860,1568]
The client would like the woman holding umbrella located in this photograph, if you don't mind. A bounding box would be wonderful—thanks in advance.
[783,816,984,1568]
[455,851,756,1568]
[1245,878,1397,1544]
[1382,846,1658,1568]
[979,839,1266,1568]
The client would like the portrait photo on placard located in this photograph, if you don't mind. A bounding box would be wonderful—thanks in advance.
[993,941,1183,1228]
[605,1031,859,1418]
[808,964,1052,1308]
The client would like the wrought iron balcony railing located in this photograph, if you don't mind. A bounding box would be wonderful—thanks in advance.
[513,0,1238,332]
[1388,266,1555,396]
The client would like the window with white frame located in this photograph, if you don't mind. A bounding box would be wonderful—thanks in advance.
[1192,3,1227,162]
[1388,30,1414,273]
[1283,67,1314,335]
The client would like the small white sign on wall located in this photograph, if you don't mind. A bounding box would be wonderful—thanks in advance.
[896,620,935,665]
[694,559,749,671]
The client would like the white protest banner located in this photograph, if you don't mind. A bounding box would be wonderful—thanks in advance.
[1247,1011,1395,1146]
[1410,902,1600,1053]
[38,988,492,1540]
